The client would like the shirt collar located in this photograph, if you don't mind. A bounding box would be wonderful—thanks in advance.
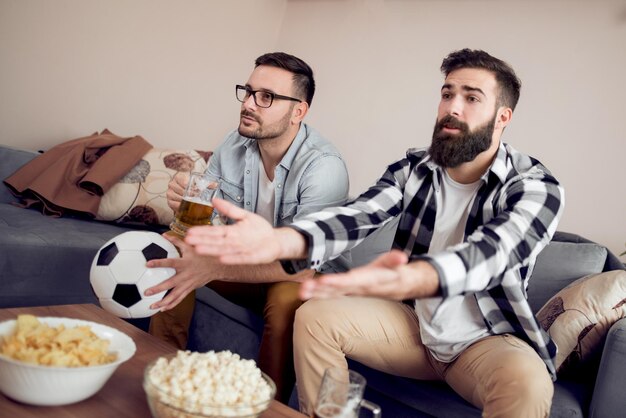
[278,123,308,171]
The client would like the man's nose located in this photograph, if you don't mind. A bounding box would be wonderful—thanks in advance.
[242,93,257,110]
[447,98,463,117]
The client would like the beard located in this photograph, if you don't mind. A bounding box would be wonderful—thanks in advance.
[429,113,496,168]
[238,108,292,141]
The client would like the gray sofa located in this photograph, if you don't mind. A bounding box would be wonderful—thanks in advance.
[1,144,625,417]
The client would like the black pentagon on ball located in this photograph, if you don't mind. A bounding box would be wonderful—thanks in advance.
[97,243,119,266]
[142,242,168,261]
[112,283,142,307]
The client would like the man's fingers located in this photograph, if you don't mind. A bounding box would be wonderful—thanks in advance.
[144,274,178,296]
[185,225,251,256]
[172,172,189,191]
[370,250,408,269]
[150,282,192,310]
[146,257,179,269]
[210,198,250,221]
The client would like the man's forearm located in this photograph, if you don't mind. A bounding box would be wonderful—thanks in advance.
[214,260,314,283]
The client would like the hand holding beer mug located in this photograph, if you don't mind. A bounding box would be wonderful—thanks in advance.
[169,172,220,237]
[314,367,381,418]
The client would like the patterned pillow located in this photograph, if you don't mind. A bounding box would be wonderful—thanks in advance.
[537,270,626,375]
[96,148,212,226]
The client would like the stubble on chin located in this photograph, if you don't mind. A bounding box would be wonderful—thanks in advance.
[238,125,258,139]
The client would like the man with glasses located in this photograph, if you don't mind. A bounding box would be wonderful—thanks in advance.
[146,52,350,403]
[182,49,565,416]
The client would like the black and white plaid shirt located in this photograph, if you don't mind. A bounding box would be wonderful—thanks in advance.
[289,142,565,379]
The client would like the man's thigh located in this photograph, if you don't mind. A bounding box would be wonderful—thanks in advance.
[298,297,440,380]
[442,334,553,412]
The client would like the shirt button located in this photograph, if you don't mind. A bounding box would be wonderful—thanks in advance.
[246,170,250,174]
[246,201,250,206]
[277,184,282,188]
[236,196,241,201]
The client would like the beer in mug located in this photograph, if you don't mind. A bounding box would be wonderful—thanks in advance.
[169,172,220,237]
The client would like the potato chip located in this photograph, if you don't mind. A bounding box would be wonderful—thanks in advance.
[0,314,117,367]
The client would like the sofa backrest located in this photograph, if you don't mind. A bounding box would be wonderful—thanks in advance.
[527,233,617,313]
[350,217,399,268]
[0,145,39,204]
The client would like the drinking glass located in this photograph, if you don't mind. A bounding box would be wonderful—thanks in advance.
[169,172,219,237]
[313,367,381,418]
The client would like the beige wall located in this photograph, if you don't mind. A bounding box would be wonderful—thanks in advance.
[1,0,625,257]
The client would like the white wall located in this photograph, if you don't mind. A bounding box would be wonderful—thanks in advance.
[1,0,625,257]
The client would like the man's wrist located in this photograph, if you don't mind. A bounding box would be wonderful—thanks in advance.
[279,259,310,275]
[402,260,441,298]
[275,227,309,260]
[275,227,310,275]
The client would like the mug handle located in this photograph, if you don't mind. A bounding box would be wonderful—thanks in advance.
[360,399,382,417]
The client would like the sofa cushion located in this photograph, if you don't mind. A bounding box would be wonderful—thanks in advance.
[537,270,626,374]
[96,147,211,226]
[0,204,141,308]
[527,241,607,313]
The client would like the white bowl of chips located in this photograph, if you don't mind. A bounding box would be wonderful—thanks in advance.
[0,314,136,406]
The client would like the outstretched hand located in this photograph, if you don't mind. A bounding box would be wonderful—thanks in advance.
[184,198,284,264]
[299,250,439,301]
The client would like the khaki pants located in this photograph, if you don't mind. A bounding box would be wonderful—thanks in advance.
[294,297,553,417]
[150,281,302,403]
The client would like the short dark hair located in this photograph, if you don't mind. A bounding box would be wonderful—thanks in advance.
[440,49,521,111]
[255,52,315,107]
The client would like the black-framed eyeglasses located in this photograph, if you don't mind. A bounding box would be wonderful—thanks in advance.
[235,85,302,108]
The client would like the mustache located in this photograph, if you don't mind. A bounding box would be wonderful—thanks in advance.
[435,115,470,134]
[240,110,260,123]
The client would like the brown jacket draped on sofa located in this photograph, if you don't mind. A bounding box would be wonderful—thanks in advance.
[4,129,152,217]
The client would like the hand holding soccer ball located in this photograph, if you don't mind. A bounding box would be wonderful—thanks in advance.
[90,231,179,318]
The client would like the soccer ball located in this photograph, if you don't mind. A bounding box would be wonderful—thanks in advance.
[90,231,179,318]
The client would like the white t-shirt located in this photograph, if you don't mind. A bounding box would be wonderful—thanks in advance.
[414,169,491,362]
[256,164,275,224]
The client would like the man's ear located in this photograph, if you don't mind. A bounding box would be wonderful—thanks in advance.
[496,106,513,130]
[291,101,309,124]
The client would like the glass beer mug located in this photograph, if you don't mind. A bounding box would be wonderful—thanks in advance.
[313,367,381,418]
[169,172,220,237]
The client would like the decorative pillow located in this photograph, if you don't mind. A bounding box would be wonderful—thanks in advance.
[537,270,626,375]
[96,148,212,226]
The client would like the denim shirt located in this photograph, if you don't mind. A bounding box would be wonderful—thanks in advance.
[205,123,351,272]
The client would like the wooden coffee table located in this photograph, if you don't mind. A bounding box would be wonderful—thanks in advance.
[0,304,306,418]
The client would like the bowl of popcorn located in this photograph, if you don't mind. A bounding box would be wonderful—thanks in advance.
[0,314,136,406]
[144,350,276,418]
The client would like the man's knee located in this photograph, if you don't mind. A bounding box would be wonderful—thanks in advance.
[265,282,302,310]
[294,299,342,343]
[487,360,553,415]
[516,365,553,406]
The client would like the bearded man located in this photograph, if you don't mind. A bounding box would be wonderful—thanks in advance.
[181,49,565,417]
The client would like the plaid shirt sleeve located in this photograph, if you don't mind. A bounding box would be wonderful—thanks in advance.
[288,156,412,268]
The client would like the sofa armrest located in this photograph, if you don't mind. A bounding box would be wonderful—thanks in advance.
[589,318,626,418]
[0,145,39,204]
